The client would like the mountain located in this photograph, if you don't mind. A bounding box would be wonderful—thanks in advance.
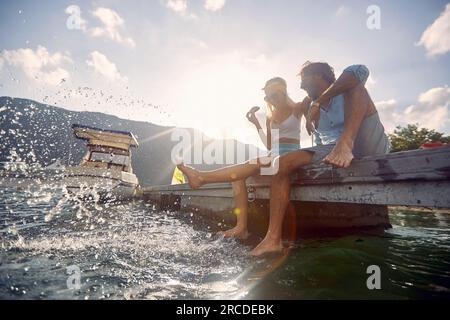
[0,96,260,186]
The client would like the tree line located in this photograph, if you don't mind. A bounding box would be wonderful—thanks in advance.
[388,124,450,152]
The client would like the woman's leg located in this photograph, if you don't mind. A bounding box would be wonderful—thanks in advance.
[178,157,269,189]
[250,150,313,256]
[218,179,249,239]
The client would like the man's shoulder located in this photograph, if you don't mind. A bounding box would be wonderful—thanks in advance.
[344,65,370,85]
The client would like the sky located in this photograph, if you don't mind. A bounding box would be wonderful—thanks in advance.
[0,0,449,148]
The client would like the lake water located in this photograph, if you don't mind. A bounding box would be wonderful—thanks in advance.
[1,181,449,300]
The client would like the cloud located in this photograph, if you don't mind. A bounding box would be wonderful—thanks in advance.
[86,51,127,82]
[335,5,350,17]
[378,86,450,133]
[166,0,187,14]
[416,4,450,57]
[90,7,135,47]
[64,6,135,47]
[404,86,450,132]
[203,0,226,12]
[179,37,209,49]
[165,0,197,19]
[164,0,225,16]
[375,99,397,111]
[0,46,71,85]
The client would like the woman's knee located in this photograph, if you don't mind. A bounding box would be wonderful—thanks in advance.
[277,152,311,175]
[232,179,246,188]
[232,179,246,194]
[275,157,295,176]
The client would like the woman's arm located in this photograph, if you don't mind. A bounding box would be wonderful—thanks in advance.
[265,119,271,151]
[254,119,270,150]
[247,107,270,150]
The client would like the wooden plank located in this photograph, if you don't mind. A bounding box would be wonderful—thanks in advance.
[142,148,450,208]
[294,146,450,185]
[292,181,450,208]
[142,180,450,208]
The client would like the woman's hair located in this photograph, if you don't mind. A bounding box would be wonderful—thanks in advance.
[298,61,336,85]
[263,77,296,120]
[263,77,287,90]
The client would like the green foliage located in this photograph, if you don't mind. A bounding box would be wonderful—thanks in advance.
[388,124,450,152]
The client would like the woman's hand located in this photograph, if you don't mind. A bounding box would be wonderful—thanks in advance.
[246,106,260,127]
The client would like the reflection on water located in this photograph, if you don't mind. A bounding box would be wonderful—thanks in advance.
[0,181,449,300]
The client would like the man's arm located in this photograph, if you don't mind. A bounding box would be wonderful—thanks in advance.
[322,65,373,168]
[315,65,369,109]
[294,96,312,119]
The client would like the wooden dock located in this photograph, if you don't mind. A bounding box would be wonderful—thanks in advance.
[141,146,450,238]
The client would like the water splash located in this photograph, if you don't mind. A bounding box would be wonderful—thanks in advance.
[0,183,253,299]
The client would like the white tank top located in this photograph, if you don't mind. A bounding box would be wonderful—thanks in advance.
[271,114,300,141]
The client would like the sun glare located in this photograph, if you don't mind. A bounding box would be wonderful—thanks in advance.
[172,53,270,144]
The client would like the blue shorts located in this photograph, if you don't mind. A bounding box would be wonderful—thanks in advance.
[270,143,301,156]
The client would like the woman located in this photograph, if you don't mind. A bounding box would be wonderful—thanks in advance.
[178,77,310,239]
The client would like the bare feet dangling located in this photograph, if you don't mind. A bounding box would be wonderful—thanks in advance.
[177,163,204,189]
[250,236,284,257]
[218,226,249,240]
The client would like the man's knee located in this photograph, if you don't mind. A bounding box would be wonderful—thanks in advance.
[346,83,369,101]
[345,83,377,116]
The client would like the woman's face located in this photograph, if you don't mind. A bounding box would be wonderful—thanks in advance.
[264,90,285,109]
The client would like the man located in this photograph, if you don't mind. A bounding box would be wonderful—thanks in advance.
[250,62,390,256]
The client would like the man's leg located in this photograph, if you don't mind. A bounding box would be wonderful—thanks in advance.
[323,83,376,168]
[250,150,313,256]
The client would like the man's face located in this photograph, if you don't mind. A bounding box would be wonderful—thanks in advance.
[300,74,320,99]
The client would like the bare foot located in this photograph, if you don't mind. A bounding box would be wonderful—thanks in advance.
[177,164,204,189]
[250,236,284,257]
[218,226,249,240]
[323,138,354,168]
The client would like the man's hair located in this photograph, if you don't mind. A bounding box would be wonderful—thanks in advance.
[299,61,336,84]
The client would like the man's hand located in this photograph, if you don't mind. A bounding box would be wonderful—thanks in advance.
[322,138,354,168]
[305,101,320,136]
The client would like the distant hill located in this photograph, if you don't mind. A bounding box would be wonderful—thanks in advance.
[0,97,260,186]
